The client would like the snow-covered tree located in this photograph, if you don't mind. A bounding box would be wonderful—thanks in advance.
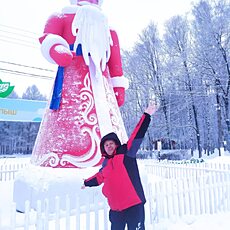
[163,15,203,157]
[22,85,47,101]
[121,0,230,155]
[191,0,230,153]
[7,90,19,99]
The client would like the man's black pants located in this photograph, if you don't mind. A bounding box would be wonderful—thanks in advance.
[109,203,145,230]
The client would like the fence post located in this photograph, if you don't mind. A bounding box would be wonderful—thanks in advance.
[94,194,99,230]
[44,198,49,230]
[177,179,183,217]
[146,183,156,225]
[155,182,162,221]
[187,177,195,215]
[75,196,80,230]
[227,174,230,211]
[4,165,7,181]
[0,165,2,181]
[86,196,90,230]
[24,200,30,230]
[198,176,205,215]
[36,200,42,230]
[182,178,189,216]
[162,180,168,218]
[65,195,70,230]
[55,196,60,230]
[103,200,109,230]
[10,202,16,230]
[165,180,173,218]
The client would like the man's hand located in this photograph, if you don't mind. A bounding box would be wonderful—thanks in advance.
[81,184,86,189]
[81,179,86,189]
[145,103,159,115]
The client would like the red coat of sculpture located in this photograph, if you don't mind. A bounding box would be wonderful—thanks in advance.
[30,4,128,168]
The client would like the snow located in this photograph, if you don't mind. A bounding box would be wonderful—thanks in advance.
[153,213,230,230]
[1,152,230,229]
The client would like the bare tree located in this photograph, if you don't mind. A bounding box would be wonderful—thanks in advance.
[192,0,230,154]
[163,15,203,157]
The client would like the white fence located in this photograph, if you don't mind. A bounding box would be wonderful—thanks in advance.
[1,159,230,228]
[146,160,230,223]
[145,160,230,179]
[0,194,110,230]
[0,162,28,181]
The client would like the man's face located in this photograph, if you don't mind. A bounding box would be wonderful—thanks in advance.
[104,140,116,156]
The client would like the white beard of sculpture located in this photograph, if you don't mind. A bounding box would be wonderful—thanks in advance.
[72,4,112,74]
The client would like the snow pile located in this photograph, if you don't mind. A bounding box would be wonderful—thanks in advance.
[13,163,105,213]
[15,164,99,192]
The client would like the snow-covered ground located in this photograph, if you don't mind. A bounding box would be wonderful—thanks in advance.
[1,151,230,229]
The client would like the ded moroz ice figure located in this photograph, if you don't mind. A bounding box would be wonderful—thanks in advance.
[30,0,129,168]
[13,0,129,213]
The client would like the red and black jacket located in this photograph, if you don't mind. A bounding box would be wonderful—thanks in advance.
[84,112,151,211]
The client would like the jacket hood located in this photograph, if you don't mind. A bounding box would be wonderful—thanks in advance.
[100,132,121,158]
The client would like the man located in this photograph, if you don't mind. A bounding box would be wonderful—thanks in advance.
[82,104,158,229]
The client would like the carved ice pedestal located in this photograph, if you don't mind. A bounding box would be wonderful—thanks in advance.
[13,165,105,213]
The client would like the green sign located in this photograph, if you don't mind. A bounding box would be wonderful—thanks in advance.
[0,79,15,98]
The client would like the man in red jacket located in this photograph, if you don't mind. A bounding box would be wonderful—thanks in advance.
[82,104,158,230]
